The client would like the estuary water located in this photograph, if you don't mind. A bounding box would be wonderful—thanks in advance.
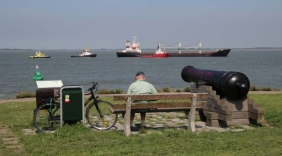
[0,48,281,99]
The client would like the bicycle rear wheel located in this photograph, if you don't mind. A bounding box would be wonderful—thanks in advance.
[86,100,117,130]
[33,102,60,132]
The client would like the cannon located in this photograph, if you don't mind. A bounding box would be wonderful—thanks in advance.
[181,65,250,100]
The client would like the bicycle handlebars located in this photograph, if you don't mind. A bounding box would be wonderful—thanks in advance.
[88,82,98,92]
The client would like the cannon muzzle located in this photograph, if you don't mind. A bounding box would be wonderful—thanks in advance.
[181,65,250,100]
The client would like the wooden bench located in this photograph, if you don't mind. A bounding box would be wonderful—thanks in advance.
[112,93,207,136]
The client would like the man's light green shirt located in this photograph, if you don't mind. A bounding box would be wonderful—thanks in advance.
[127,80,158,95]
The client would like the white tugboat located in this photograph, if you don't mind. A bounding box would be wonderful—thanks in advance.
[116,36,141,57]
[71,44,97,57]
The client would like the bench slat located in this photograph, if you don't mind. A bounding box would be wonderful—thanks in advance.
[112,107,203,114]
[113,101,206,110]
[113,93,207,101]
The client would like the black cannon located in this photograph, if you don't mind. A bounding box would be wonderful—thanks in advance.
[181,65,250,100]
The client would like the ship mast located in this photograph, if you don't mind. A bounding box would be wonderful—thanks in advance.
[198,42,202,53]
[84,44,89,52]
[131,36,140,51]
[132,36,137,45]
[157,41,164,51]
[178,42,182,54]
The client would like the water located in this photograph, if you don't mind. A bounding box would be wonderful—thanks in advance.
[0,48,281,99]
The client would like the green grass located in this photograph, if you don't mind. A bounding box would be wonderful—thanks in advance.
[0,94,282,155]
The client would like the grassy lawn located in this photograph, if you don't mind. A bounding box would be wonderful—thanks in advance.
[0,94,282,155]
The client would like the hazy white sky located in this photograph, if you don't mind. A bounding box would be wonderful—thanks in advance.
[1,0,281,49]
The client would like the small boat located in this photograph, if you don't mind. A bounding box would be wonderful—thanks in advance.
[166,42,231,57]
[71,45,97,57]
[29,51,51,58]
[141,42,168,58]
[116,36,141,57]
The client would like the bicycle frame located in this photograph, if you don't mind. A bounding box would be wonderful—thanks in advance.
[84,84,104,118]
[44,82,101,118]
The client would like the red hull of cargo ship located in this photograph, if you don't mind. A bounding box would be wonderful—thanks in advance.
[141,53,168,58]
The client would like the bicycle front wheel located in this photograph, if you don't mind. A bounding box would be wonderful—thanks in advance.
[86,100,117,130]
[33,102,61,132]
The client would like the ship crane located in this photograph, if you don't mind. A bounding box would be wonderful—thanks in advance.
[179,42,202,54]
[159,41,202,54]
[199,42,202,54]
[158,41,182,52]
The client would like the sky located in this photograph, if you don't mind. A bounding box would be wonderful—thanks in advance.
[1,0,282,49]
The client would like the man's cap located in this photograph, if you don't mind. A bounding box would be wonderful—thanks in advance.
[136,71,145,76]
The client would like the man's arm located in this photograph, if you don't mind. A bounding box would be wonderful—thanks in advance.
[150,84,158,94]
[127,84,133,94]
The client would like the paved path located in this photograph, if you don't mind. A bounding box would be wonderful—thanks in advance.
[0,125,28,155]
[104,112,256,134]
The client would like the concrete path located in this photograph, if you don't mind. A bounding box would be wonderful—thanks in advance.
[0,125,28,155]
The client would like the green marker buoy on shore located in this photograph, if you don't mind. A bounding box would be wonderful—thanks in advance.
[33,64,43,81]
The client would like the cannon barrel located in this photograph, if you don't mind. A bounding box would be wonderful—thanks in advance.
[181,65,250,100]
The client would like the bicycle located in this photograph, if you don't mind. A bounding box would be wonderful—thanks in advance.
[33,82,118,132]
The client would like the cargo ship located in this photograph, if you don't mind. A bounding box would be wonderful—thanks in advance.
[71,44,97,57]
[167,49,231,57]
[164,42,230,57]
[141,42,168,58]
[116,36,141,57]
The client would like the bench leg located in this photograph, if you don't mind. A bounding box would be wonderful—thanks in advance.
[188,94,197,132]
[124,97,132,137]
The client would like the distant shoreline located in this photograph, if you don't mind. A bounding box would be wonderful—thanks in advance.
[1,47,282,51]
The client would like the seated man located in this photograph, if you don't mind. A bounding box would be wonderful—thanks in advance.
[127,71,158,129]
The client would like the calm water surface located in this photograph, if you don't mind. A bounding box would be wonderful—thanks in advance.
[0,49,281,99]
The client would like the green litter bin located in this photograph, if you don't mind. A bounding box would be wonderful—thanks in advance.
[60,86,84,127]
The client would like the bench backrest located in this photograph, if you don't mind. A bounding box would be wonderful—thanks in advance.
[112,93,207,111]
[113,93,207,101]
